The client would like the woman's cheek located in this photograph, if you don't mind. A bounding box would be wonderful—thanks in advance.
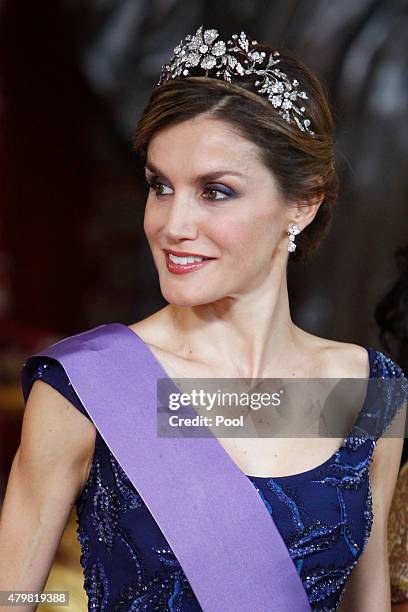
[143,204,162,240]
[209,217,251,249]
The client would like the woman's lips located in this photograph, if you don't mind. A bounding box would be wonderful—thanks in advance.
[165,252,214,275]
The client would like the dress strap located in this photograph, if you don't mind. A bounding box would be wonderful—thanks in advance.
[350,349,408,443]
[21,356,92,421]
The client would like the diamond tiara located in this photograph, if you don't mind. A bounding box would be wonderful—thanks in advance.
[157,25,315,136]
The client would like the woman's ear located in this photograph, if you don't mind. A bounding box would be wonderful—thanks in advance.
[290,175,325,231]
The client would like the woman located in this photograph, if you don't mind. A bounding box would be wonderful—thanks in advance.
[0,26,407,611]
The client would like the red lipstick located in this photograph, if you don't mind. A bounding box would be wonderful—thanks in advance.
[164,250,215,275]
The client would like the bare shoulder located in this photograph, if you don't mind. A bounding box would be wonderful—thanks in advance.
[300,331,371,379]
[324,340,370,378]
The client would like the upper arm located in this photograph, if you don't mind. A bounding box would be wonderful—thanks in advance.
[0,379,96,598]
[339,401,407,612]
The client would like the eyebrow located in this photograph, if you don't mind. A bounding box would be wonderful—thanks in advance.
[144,162,246,182]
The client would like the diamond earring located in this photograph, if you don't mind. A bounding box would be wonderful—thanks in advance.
[287,223,300,252]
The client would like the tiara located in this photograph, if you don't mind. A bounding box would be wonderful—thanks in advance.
[157,25,315,136]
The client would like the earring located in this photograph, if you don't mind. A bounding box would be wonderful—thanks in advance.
[287,223,300,252]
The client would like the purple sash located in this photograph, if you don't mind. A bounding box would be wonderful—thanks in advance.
[21,322,311,611]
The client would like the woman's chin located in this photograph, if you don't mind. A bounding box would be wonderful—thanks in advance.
[160,285,214,308]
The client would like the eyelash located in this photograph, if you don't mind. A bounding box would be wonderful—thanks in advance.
[145,178,235,201]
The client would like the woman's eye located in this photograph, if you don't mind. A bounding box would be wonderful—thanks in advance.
[145,179,235,201]
[203,185,235,201]
[146,180,172,196]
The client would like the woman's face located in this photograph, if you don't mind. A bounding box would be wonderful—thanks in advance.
[143,115,291,307]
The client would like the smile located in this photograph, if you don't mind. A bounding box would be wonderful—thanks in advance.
[164,251,215,275]
[169,254,205,264]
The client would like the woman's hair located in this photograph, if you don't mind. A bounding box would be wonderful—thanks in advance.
[133,44,339,263]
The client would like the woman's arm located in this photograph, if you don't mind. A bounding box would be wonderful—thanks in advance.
[339,421,406,611]
[0,379,96,611]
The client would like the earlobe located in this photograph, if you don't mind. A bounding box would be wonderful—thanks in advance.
[286,193,323,243]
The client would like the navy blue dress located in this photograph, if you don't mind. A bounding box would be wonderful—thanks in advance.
[21,346,408,611]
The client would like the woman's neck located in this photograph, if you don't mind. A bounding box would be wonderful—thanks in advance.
[157,283,307,379]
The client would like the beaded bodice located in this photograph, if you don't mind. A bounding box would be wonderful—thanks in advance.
[22,346,407,611]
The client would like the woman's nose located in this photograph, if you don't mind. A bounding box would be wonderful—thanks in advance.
[163,197,199,241]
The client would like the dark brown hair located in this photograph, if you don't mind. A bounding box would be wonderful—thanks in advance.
[133,44,339,263]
